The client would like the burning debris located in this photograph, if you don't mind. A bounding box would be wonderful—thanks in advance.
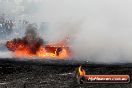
[6,24,70,59]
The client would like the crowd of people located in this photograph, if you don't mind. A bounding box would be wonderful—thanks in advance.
[0,15,14,35]
[0,14,30,39]
[0,14,48,41]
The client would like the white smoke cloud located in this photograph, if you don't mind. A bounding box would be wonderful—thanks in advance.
[1,0,132,63]
[0,51,13,58]
[33,0,132,63]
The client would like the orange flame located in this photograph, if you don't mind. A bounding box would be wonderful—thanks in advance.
[78,66,86,76]
[6,39,70,59]
[36,46,69,58]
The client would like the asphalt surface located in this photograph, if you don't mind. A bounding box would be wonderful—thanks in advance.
[0,59,131,88]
